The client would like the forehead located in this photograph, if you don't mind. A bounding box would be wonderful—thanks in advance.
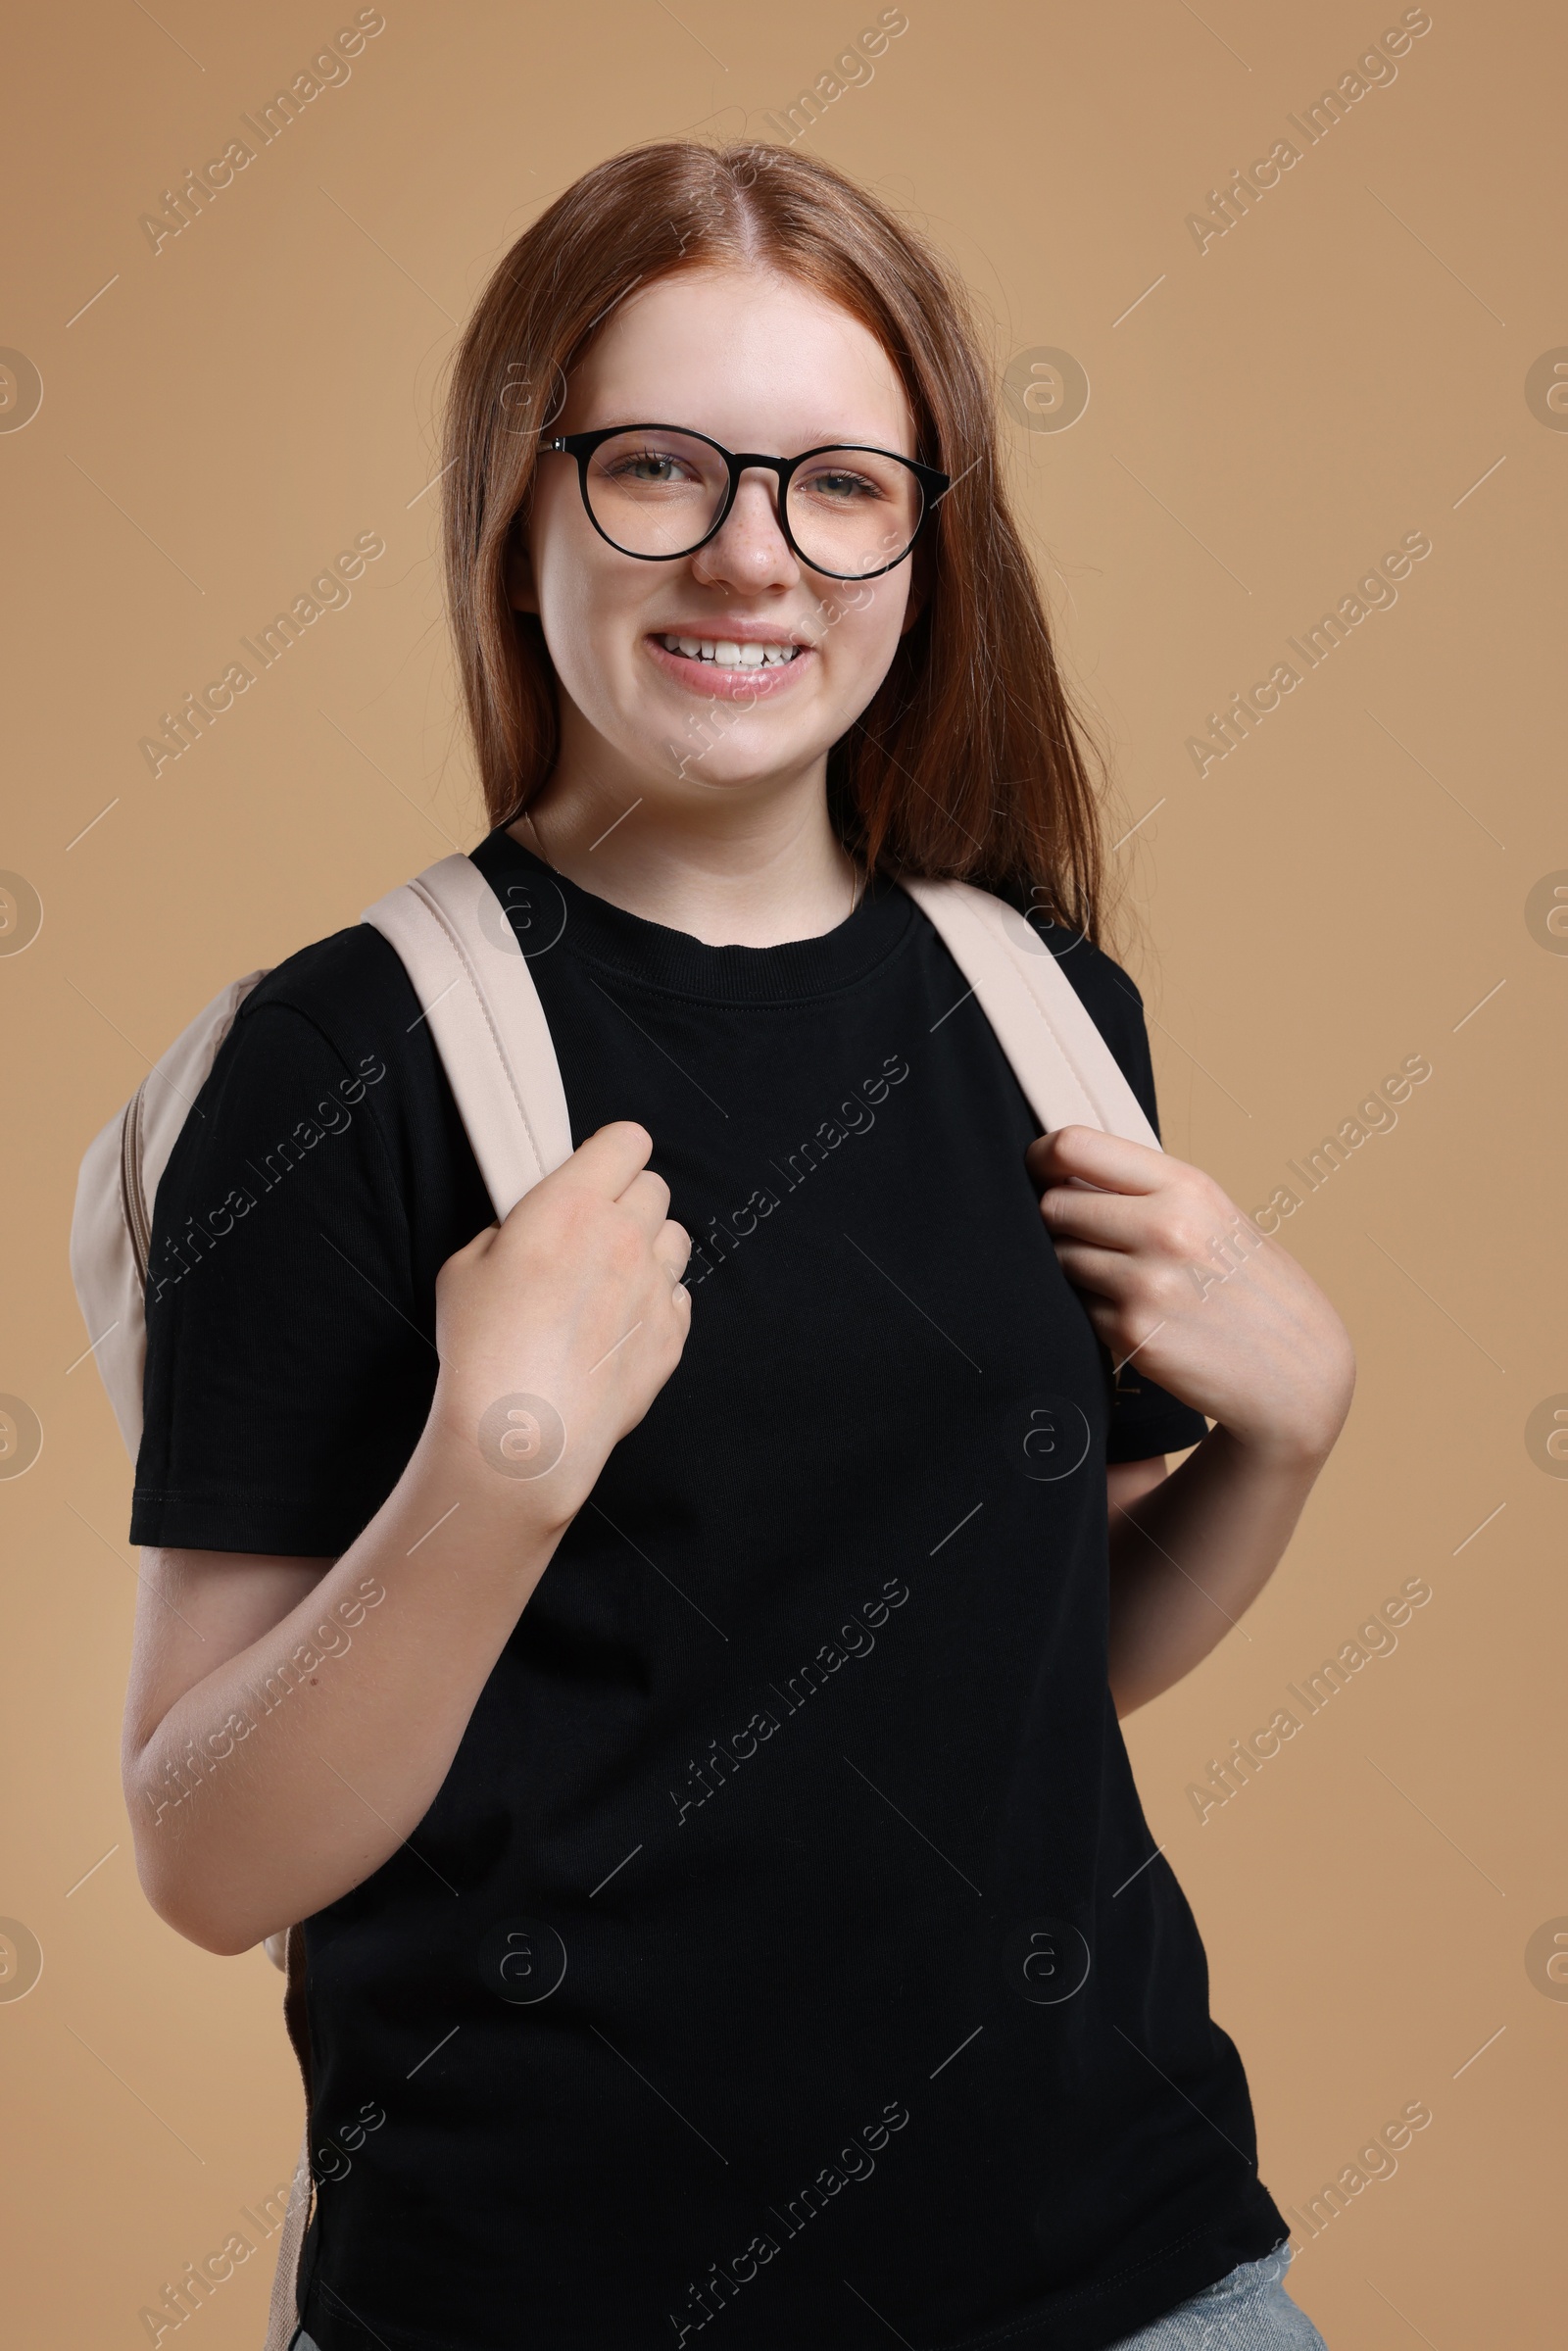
[565,265,916,455]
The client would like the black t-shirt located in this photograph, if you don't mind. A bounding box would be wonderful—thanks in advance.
[132,827,1286,2351]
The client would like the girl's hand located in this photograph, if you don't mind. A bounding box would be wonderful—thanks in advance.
[429,1121,692,1524]
[1027,1126,1355,1466]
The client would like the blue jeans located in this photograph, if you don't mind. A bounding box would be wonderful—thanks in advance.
[1106,2246,1326,2347]
[294,2250,1326,2350]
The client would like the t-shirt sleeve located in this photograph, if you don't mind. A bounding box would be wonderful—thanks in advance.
[1047,931,1213,1466]
[129,990,440,1555]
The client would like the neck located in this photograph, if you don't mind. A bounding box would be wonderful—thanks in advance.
[509,726,862,948]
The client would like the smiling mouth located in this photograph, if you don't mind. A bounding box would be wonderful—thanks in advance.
[653,633,804,668]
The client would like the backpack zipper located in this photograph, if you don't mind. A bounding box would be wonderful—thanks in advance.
[121,1082,152,1289]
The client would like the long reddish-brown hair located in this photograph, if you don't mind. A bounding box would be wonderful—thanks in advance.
[442,140,1113,944]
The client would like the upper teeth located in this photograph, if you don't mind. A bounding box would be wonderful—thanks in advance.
[659,636,800,667]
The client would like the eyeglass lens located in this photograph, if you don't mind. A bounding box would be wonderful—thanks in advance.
[581,428,924,575]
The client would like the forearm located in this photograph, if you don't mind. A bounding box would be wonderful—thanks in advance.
[1106,1424,1330,1716]
[126,1412,564,1955]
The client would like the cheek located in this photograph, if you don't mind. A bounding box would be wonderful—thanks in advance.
[532,508,642,704]
[526,461,607,617]
[818,586,912,708]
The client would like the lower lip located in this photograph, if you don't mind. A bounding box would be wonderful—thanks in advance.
[645,635,814,701]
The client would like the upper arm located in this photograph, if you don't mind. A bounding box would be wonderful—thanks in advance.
[1106,1455,1170,1524]
[122,1546,335,1774]
[129,980,446,1561]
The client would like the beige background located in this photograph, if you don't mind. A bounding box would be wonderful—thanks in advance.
[2,1,1564,2343]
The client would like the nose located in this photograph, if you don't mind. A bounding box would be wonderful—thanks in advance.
[689,463,801,593]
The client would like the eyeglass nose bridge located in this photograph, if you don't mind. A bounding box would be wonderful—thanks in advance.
[704,451,804,550]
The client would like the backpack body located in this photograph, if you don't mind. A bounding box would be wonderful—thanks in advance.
[70,969,269,1460]
[67,852,1162,2351]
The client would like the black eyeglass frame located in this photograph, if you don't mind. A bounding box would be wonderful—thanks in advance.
[535,421,952,582]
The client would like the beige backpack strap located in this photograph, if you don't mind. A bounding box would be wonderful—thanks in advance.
[361,853,573,1219]
[262,1921,318,2351]
[900,876,1161,1150]
[262,2121,314,2351]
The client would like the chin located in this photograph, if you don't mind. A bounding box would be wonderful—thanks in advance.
[661,734,814,792]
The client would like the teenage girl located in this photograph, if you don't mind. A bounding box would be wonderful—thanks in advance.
[123,142,1352,2351]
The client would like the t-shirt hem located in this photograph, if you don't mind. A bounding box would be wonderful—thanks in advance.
[1104,1416,1209,1464]
[926,2202,1289,2351]
[299,2202,1289,2351]
[128,1488,372,1557]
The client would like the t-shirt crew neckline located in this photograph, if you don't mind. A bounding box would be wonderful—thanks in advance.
[474,824,916,1005]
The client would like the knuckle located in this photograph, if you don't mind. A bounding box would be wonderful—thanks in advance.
[1160,1210,1209,1261]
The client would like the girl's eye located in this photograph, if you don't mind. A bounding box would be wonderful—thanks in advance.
[802,467,881,503]
[608,449,694,486]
